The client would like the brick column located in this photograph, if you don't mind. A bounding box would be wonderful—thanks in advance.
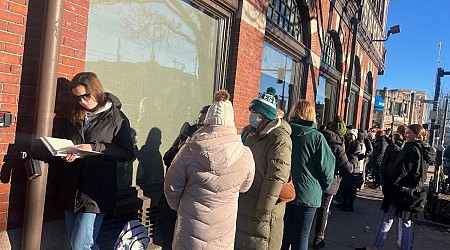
[228,0,267,131]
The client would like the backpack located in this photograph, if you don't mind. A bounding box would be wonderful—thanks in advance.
[114,220,150,250]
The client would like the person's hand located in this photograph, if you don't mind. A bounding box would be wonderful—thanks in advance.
[178,140,186,150]
[62,153,78,162]
[74,144,93,151]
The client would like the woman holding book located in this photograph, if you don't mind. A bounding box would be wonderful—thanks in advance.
[60,72,135,250]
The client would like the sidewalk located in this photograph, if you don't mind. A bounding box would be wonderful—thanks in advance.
[316,167,450,249]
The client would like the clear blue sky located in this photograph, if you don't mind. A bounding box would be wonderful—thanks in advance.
[377,0,450,97]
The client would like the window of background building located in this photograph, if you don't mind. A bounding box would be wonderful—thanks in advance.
[259,42,295,116]
[360,72,373,129]
[347,57,361,126]
[263,0,310,116]
[317,32,341,126]
[84,0,231,187]
[267,0,303,43]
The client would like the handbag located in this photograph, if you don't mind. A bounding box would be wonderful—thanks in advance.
[392,185,427,213]
[254,161,295,204]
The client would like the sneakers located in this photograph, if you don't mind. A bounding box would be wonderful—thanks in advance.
[312,240,325,249]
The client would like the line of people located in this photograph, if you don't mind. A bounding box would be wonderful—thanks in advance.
[40,71,432,249]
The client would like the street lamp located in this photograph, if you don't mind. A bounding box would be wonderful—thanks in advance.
[371,25,401,43]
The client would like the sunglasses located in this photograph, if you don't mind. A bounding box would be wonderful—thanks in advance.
[72,93,91,102]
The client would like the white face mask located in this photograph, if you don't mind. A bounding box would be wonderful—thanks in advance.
[249,113,262,128]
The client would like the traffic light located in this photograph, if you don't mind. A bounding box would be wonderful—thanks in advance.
[438,68,445,78]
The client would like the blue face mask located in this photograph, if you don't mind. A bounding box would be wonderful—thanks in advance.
[249,113,262,128]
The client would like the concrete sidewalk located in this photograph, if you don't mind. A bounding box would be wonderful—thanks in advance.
[314,168,450,249]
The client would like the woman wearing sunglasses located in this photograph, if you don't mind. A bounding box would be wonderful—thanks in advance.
[60,72,135,249]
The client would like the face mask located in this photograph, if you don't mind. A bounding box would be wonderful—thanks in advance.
[249,113,262,128]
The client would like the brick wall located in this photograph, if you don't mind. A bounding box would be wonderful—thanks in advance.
[0,0,89,230]
[229,0,267,131]
[0,0,29,231]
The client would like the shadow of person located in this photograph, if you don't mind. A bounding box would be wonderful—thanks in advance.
[136,127,164,185]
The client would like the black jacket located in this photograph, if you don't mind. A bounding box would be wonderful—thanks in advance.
[322,130,356,175]
[59,93,135,214]
[389,140,431,219]
[368,137,388,171]
[364,138,373,158]
[380,140,404,187]
[321,130,357,194]
[393,141,430,189]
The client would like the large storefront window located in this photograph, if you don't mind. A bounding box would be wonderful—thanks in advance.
[85,0,228,187]
[259,42,297,116]
[316,76,337,126]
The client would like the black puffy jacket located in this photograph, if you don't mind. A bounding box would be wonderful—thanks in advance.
[59,93,135,214]
[380,140,404,187]
[321,130,357,194]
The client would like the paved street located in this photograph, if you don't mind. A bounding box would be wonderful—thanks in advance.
[317,167,450,249]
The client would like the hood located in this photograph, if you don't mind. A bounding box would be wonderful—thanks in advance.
[259,118,291,136]
[321,130,343,146]
[105,92,122,110]
[289,118,317,137]
[185,126,245,171]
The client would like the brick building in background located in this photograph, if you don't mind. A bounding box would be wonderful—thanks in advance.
[0,0,392,248]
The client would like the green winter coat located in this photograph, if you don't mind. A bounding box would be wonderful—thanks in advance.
[235,119,292,250]
[289,119,335,207]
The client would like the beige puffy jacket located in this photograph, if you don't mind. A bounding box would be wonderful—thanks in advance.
[164,126,255,250]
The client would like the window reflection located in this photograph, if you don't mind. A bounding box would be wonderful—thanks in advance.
[85,0,223,187]
[259,42,295,116]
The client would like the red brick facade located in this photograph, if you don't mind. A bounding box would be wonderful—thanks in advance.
[0,0,387,237]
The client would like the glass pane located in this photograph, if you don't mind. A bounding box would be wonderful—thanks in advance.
[259,42,295,116]
[316,76,327,126]
[85,0,221,187]
[267,0,302,43]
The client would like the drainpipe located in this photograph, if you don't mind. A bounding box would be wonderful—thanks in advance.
[21,0,64,249]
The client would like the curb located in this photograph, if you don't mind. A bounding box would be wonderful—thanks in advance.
[416,211,450,231]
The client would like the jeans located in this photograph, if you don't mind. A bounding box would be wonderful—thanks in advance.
[372,204,412,250]
[313,193,334,243]
[65,210,105,250]
[281,204,317,250]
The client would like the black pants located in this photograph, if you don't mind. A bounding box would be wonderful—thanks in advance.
[340,185,357,210]
[156,195,177,250]
[313,193,334,243]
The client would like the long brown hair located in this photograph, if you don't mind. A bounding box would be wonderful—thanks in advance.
[288,99,317,124]
[67,72,107,123]
[407,124,427,141]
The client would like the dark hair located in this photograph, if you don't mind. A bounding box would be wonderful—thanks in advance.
[393,133,403,140]
[407,124,427,140]
[199,105,211,114]
[67,72,107,123]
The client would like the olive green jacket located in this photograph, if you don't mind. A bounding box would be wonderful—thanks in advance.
[235,119,292,250]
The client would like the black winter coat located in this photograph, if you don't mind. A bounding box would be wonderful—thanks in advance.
[321,130,357,194]
[59,93,135,214]
[387,141,431,220]
[380,140,404,187]
[368,137,388,171]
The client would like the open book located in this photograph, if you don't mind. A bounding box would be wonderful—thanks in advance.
[40,136,102,158]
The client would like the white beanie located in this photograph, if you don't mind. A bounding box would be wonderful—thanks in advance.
[203,90,235,127]
[346,129,358,139]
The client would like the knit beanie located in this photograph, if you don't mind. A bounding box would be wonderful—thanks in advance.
[346,129,358,139]
[203,90,235,127]
[249,87,277,120]
[328,116,347,137]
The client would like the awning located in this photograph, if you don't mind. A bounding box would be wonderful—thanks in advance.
[374,94,385,111]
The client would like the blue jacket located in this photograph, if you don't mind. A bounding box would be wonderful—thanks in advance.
[289,119,335,207]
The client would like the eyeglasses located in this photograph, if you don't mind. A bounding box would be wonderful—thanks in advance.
[72,93,91,102]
